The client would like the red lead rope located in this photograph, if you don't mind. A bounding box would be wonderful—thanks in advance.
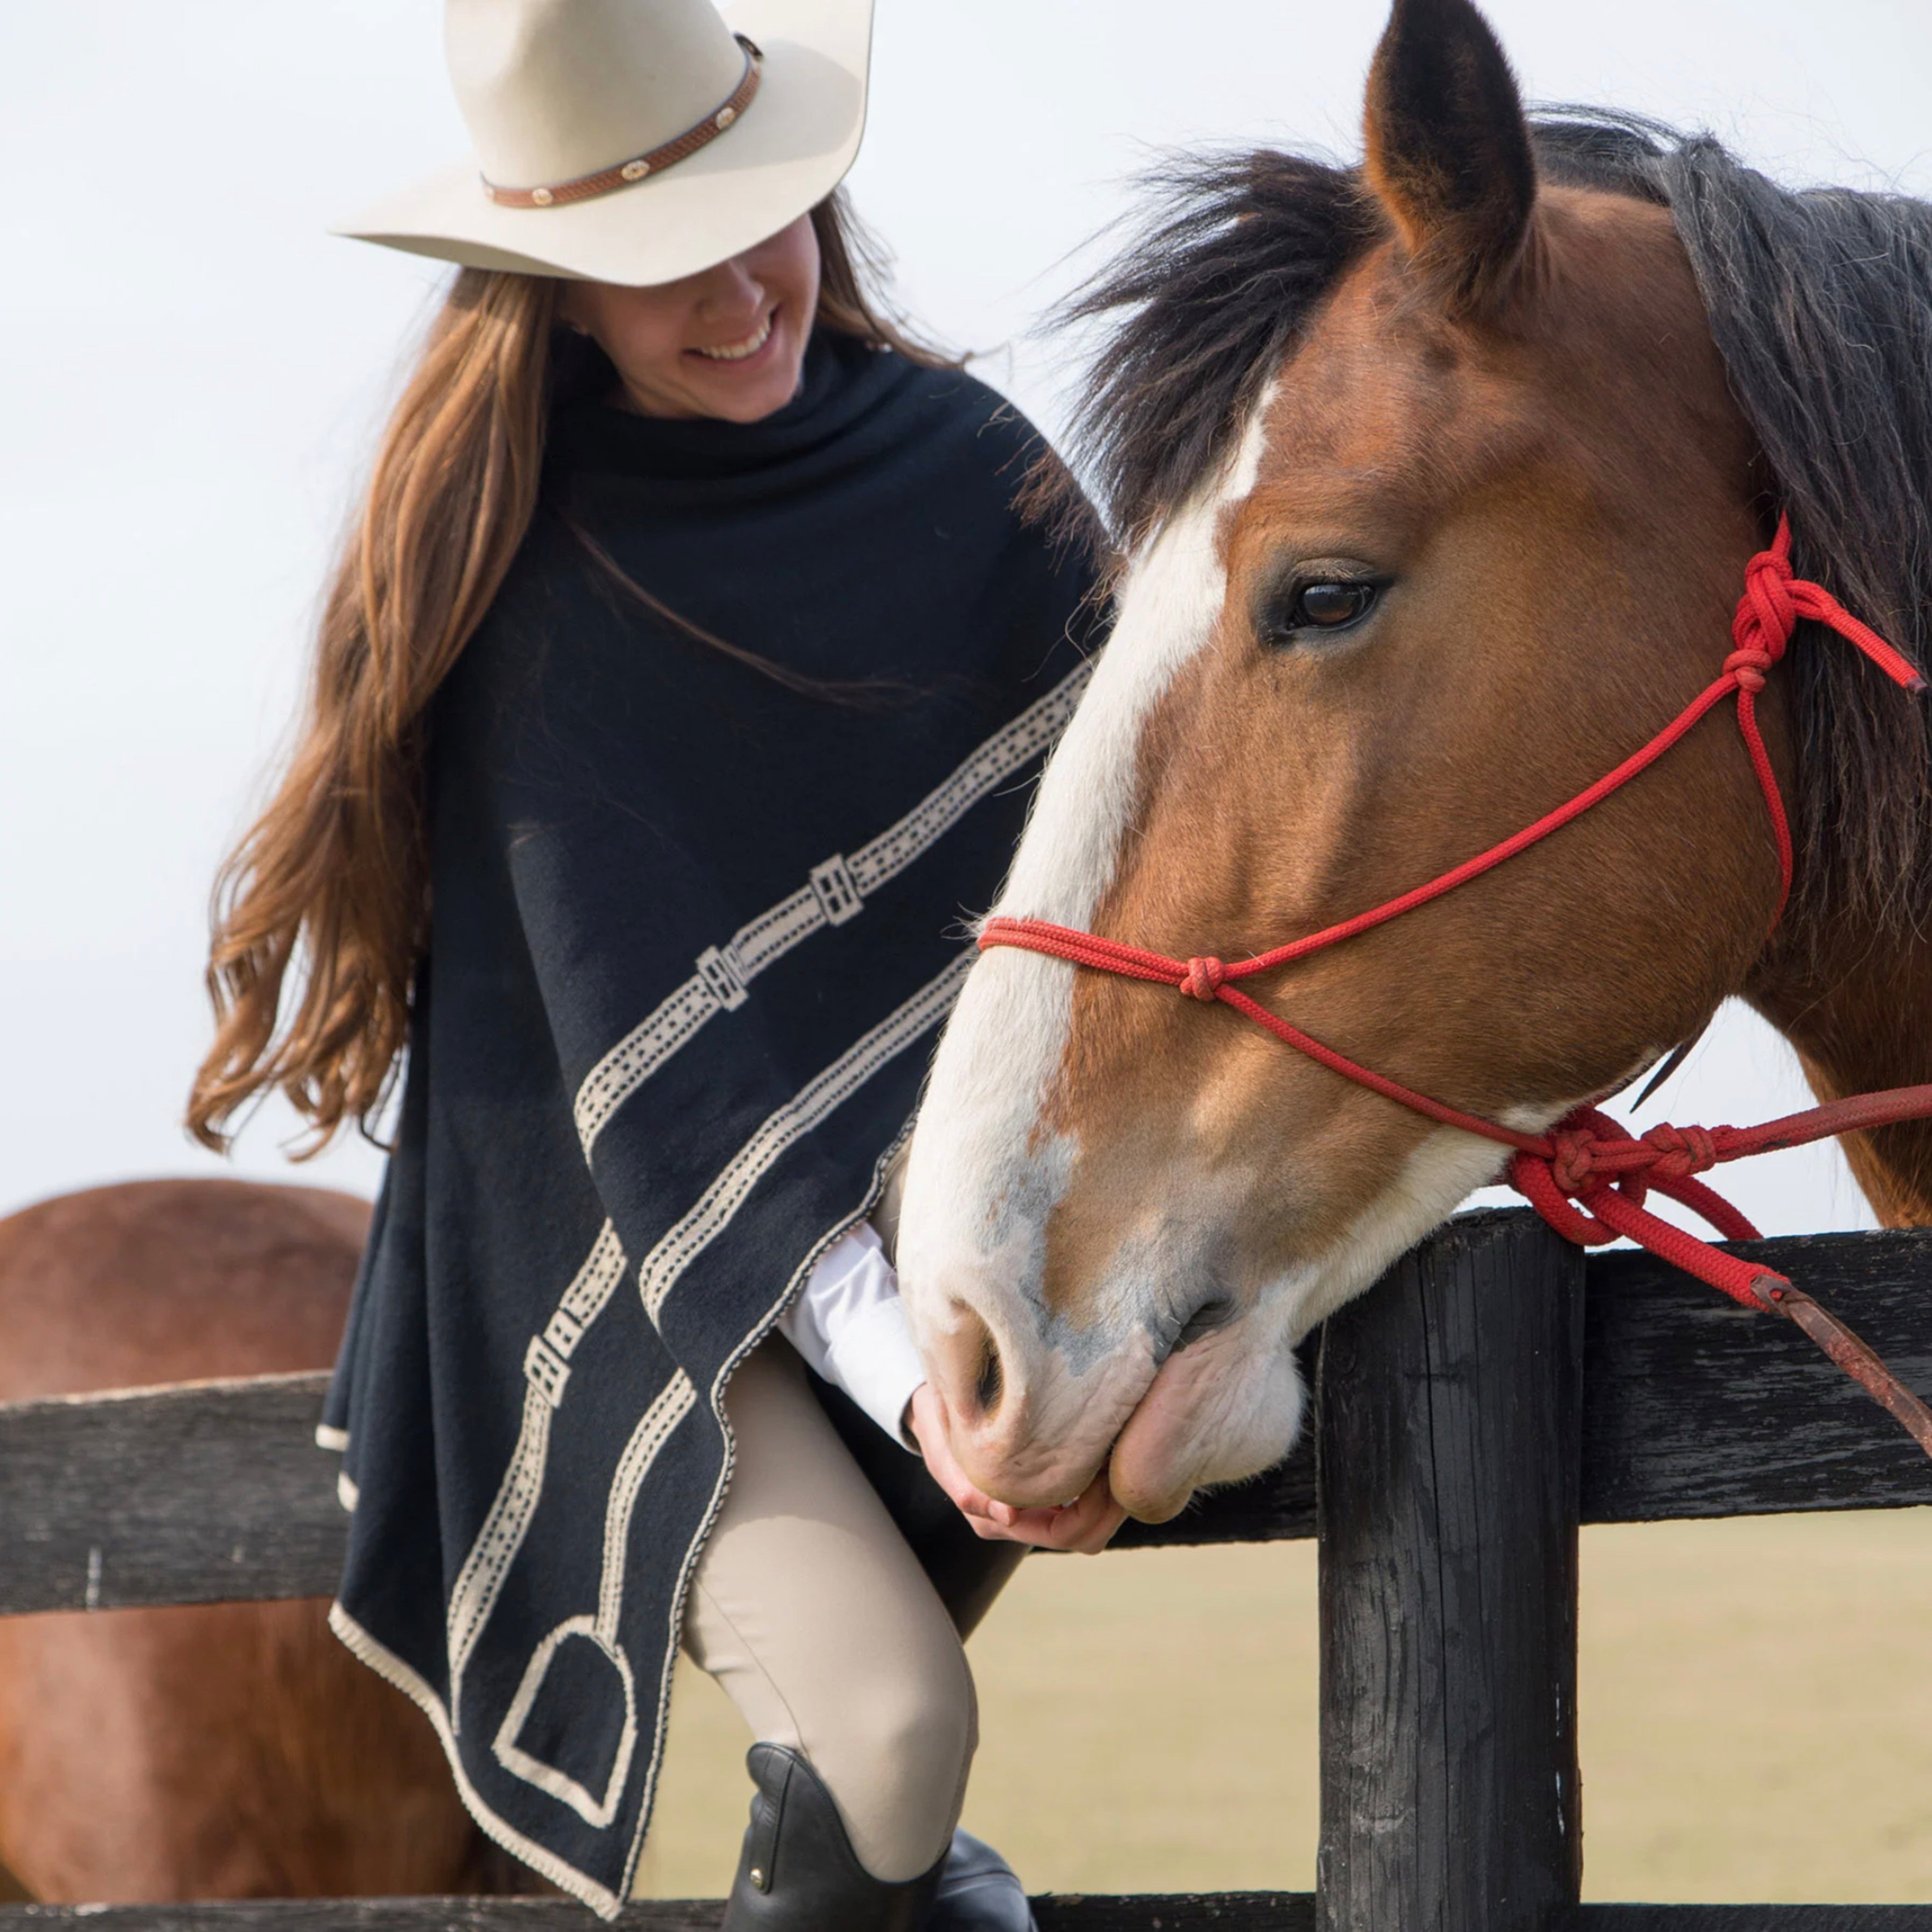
[981,516,1932,1459]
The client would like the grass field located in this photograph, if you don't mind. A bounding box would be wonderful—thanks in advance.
[633,1506,1932,1905]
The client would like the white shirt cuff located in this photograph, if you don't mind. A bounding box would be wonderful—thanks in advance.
[778,1221,927,1447]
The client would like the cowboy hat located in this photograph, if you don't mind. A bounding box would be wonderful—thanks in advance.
[335,0,874,285]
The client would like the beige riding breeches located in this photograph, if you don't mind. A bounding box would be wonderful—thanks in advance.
[680,1338,980,1883]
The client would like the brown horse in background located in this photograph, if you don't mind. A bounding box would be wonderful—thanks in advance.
[0,1179,511,1900]
[899,0,1932,1520]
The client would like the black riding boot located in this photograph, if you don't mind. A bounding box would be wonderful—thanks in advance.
[930,1829,1037,1931]
[722,1743,944,1932]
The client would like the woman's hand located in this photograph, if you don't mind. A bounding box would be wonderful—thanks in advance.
[904,1383,1126,1555]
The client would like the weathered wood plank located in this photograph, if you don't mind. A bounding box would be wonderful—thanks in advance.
[0,1371,344,1615]
[1,1900,1925,1930]
[1580,1913,1932,1929]
[1316,1211,1584,1932]
[1582,1228,1932,1522]
[0,1897,1318,1932]
[4,1221,1931,1616]
[1034,1901,1313,1929]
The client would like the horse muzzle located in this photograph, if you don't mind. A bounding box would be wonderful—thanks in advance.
[1104,1312,1307,1523]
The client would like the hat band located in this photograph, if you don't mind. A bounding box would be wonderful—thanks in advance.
[481,36,763,211]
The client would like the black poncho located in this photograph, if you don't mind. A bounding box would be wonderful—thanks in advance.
[319,333,1101,1911]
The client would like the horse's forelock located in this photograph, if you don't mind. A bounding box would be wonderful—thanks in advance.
[1045,150,1384,555]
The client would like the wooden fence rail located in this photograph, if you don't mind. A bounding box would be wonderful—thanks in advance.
[8,1218,1930,1615]
[6,1210,1932,1929]
[10,1898,1932,1930]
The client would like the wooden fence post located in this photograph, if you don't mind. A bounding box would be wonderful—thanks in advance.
[1316,1208,1585,1932]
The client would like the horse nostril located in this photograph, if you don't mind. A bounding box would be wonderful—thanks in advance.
[953,1306,1004,1419]
[1175,1294,1237,1349]
[974,1329,1005,1418]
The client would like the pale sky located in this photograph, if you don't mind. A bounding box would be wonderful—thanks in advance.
[3,0,1929,1233]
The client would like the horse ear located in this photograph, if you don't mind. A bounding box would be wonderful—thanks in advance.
[1362,0,1537,315]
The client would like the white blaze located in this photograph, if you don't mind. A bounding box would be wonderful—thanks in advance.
[899,395,1278,1350]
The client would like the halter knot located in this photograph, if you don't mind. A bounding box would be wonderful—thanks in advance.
[1726,542,1799,692]
[1547,1125,1603,1197]
[1180,956,1227,1001]
[1637,1120,1719,1180]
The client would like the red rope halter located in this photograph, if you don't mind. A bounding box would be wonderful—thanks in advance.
[981,516,1932,1457]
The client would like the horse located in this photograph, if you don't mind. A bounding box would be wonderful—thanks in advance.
[896,0,1932,1526]
[0,1178,518,1899]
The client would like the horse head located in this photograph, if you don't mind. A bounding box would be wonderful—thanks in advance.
[899,0,1932,1520]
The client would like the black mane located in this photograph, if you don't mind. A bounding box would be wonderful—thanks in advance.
[1055,114,1932,943]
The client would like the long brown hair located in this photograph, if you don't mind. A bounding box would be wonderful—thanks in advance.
[189,194,949,1154]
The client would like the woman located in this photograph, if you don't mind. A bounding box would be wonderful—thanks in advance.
[187,0,1118,1924]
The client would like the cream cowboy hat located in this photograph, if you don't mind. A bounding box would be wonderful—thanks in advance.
[335,0,874,285]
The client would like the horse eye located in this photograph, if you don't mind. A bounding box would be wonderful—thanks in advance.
[1294,581,1376,628]
[1256,573,1384,650]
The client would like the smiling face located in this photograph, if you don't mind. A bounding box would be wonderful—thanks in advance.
[896,3,1790,1524]
[559,213,821,421]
